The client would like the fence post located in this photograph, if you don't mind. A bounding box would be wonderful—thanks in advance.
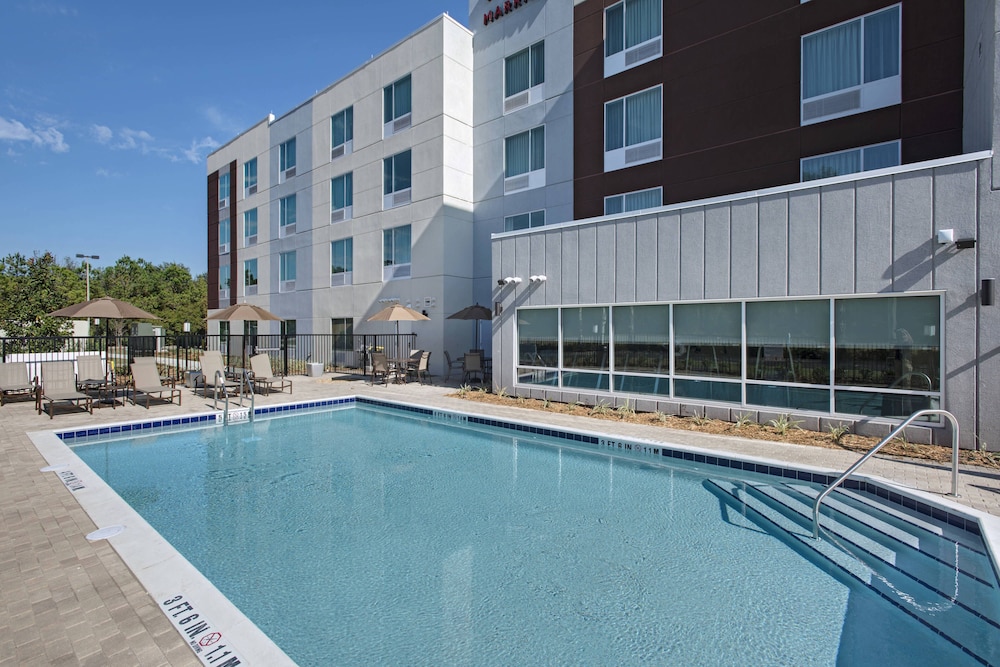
[282,333,289,376]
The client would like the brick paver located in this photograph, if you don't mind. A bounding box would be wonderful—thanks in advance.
[2,373,998,665]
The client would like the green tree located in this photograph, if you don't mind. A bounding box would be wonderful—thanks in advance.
[0,252,76,343]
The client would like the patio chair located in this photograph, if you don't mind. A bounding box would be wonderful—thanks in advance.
[249,354,292,395]
[130,361,182,408]
[197,351,245,398]
[463,352,483,384]
[370,352,396,386]
[0,361,36,406]
[38,361,93,419]
[75,354,116,408]
[443,351,464,381]
[406,351,432,384]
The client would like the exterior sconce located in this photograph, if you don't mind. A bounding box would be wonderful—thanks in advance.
[529,275,547,283]
[499,276,522,285]
[936,229,954,244]
[983,279,995,306]
[955,238,977,249]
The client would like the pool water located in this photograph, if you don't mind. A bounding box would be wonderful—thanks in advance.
[72,405,993,666]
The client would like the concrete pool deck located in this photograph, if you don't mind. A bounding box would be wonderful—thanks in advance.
[2,372,999,665]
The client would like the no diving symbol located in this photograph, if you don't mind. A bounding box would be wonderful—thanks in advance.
[199,632,222,647]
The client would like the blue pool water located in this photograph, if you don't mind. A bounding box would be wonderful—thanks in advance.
[71,404,996,666]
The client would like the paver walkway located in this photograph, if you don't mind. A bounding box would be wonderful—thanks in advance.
[3,373,998,665]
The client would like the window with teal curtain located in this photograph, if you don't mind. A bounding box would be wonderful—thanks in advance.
[801,150,860,181]
[383,150,411,194]
[332,107,353,147]
[504,210,545,232]
[625,87,661,145]
[802,19,860,99]
[605,187,662,215]
[864,6,899,83]
[606,0,661,56]
[605,99,624,151]
[505,49,529,97]
[279,138,296,171]
[331,173,353,211]
[862,142,899,170]
[530,42,544,87]
[505,127,544,178]
[279,195,296,227]
[605,3,624,56]
[331,238,353,274]
[384,75,412,123]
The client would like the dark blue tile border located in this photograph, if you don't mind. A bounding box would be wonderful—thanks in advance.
[52,395,981,537]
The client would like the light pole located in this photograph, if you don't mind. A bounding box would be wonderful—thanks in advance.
[76,253,100,301]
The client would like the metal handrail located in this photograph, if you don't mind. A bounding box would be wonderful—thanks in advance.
[244,369,255,422]
[812,409,960,539]
[215,370,228,424]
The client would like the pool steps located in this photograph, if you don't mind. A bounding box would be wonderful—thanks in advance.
[706,479,1000,666]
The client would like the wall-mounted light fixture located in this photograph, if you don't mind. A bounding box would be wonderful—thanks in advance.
[529,275,547,283]
[956,238,977,249]
[498,276,522,285]
[936,229,955,244]
[983,279,995,306]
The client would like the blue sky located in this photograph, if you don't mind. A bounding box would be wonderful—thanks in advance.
[0,0,468,276]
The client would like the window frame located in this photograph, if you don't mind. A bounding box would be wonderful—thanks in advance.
[604,85,663,172]
[504,125,545,192]
[331,107,353,160]
[330,172,353,222]
[279,251,297,292]
[243,208,258,247]
[279,194,297,238]
[243,158,258,197]
[279,137,297,182]
[504,209,546,232]
[503,41,545,113]
[800,140,901,182]
[382,224,411,282]
[218,220,231,255]
[604,187,663,215]
[219,264,231,300]
[243,258,258,296]
[383,74,412,137]
[604,0,663,78]
[218,173,230,209]
[383,150,412,210]
[330,237,354,287]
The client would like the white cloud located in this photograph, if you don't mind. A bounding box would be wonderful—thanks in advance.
[116,127,155,152]
[91,124,113,143]
[203,106,243,135]
[0,115,68,152]
[26,2,78,16]
[182,137,221,164]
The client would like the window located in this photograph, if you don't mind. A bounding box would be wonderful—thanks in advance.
[244,258,258,296]
[332,317,354,365]
[605,86,662,172]
[219,221,230,255]
[383,150,412,209]
[383,74,412,137]
[279,137,296,181]
[279,195,296,237]
[331,238,353,286]
[218,173,230,209]
[504,41,544,113]
[801,5,901,125]
[330,173,353,222]
[243,158,258,197]
[604,187,662,215]
[504,210,545,232]
[612,305,671,396]
[243,208,258,246]
[219,264,230,300]
[605,0,662,77]
[331,107,353,159]
[504,126,545,192]
[279,251,296,292]
[801,141,900,181]
[382,224,411,281]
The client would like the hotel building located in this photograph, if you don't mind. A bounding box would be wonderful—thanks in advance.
[208,0,999,448]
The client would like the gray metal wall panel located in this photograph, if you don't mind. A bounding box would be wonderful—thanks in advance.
[680,209,706,300]
[758,195,789,297]
[657,212,681,301]
[891,172,935,291]
[635,214,659,302]
[528,233,547,306]
[819,183,856,295]
[615,220,637,303]
[704,204,731,300]
[578,225,598,304]
[543,230,562,308]
[854,176,894,294]
[977,166,1000,450]
[789,191,820,296]
[595,223,616,304]
[560,228,580,305]
[730,200,759,298]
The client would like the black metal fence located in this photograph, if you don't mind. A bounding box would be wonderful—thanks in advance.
[1,333,418,381]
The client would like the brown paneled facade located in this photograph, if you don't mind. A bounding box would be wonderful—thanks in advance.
[573,0,964,219]
[207,161,237,310]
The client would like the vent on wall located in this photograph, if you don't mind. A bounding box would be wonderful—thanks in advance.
[218,198,229,210]
[280,280,296,293]
[246,234,257,246]
[282,167,296,181]
[330,207,351,223]
[279,223,296,238]
[392,114,411,133]
[331,145,345,160]
[392,189,411,207]
[504,91,530,114]
[625,38,661,66]
[245,285,258,296]
[504,174,530,193]
[219,243,230,255]
[802,89,861,122]
[247,185,257,196]
[625,140,662,165]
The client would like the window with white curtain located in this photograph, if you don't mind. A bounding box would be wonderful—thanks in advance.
[243,158,257,197]
[279,194,296,237]
[504,42,544,112]
[504,210,545,232]
[330,238,353,286]
[383,74,412,137]
[801,5,900,125]
[604,187,662,215]
[279,138,296,181]
[604,0,662,77]
[331,107,353,159]
[605,86,662,172]
[383,150,412,209]
[382,225,411,281]
[244,258,258,296]
[243,208,258,246]
[279,251,296,292]
[218,173,230,208]
[330,172,353,222]
[800,140,900,181]
[504,126,545,192]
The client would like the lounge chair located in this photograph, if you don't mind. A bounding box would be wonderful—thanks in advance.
[0,361,36,406]
[197,351,245,398]
[406,351,432,384]
[38,361,93,419]
[249,354,292,395]
[443,351,464,381]
[76,354,115,408]
[130,361,182,408]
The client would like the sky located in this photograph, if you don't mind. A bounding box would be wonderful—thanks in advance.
[0,0,469,277]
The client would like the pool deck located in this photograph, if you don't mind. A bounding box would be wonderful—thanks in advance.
[2,372,999,666]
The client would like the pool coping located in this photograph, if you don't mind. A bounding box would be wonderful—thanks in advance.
[28,394,1000,666]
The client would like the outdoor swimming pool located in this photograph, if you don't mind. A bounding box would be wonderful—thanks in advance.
[60,400,1000,666]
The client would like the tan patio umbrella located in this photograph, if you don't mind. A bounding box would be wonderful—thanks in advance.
[207,303,283,371]
[367,303,430,336]
[447,303,492,350]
